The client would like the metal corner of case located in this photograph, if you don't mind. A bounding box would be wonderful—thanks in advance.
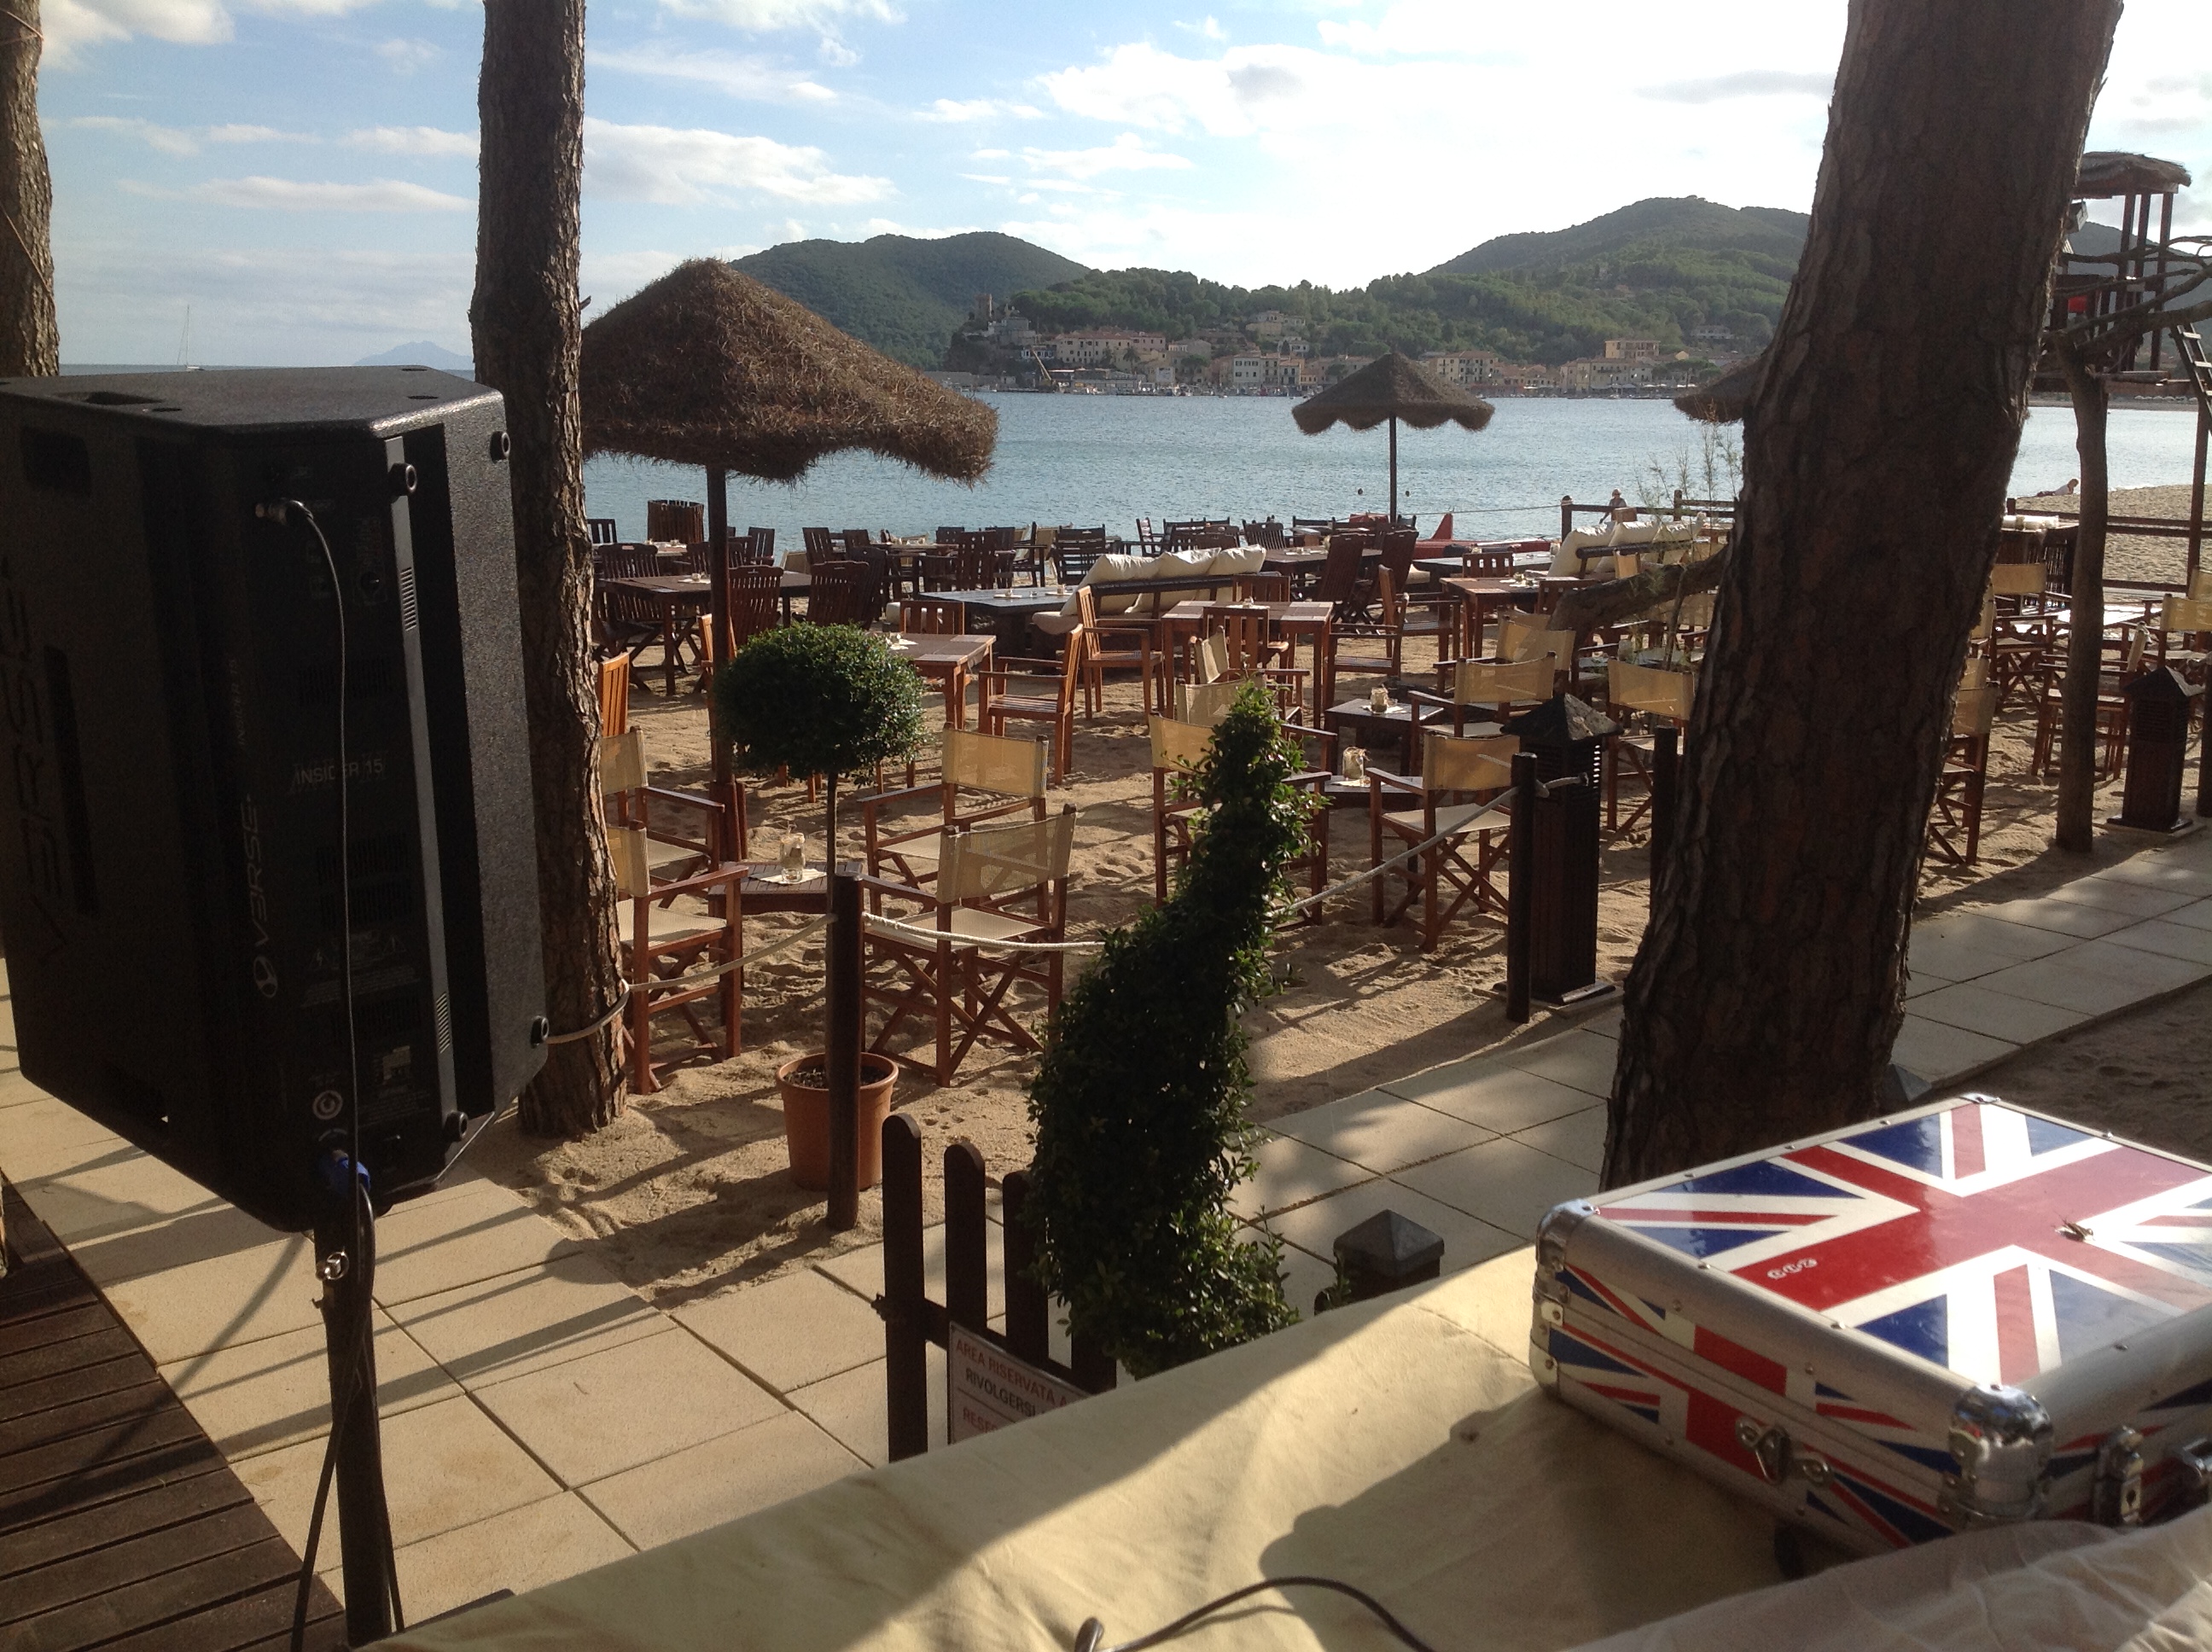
[1940,1383,2054,1527]
[1534,1199,1596,1294]
[1528,1330,1563,1393]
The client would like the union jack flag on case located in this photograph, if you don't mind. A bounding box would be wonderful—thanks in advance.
[1532,1095,2212,1554]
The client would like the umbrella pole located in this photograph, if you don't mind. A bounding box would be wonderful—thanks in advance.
[707,465,731,795]
[1388,415,1399,526]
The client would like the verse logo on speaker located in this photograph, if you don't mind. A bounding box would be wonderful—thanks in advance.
[239,795,278,996]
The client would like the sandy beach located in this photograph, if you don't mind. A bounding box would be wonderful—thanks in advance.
[468,534,2204,1309]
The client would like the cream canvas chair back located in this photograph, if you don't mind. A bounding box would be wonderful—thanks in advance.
[1674,590,1717,630]
[608,825,651,900]
[1149,714,1215,773]
[1952,683,1997,742]
[1450,655,1554,706]
[1498,615,1572,664]
[1420,731,1516,794]
[2163,595,2212,633]
[599,729,648,796]
[2123,625,2148,677]
[1970,590,1996,643]
[941,806,1076,903]
[944,728,1049,799]
[1609,660,1695,722]
[1174,678,1242,726]
[1959,655,1990,691]
[1193,631,1228,685]
[2192,568,2211,602]
[1990,562,2046,598]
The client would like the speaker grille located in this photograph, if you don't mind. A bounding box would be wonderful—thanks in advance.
[398,562,419,631]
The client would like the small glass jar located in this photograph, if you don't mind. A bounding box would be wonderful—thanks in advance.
[1342,747,1367,782]
[1370,686,1390,715]
[779,833,806,882]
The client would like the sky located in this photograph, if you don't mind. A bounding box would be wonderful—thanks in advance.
[36,0,2212,366]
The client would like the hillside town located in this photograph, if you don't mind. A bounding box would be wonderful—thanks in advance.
[939,292,1736,395]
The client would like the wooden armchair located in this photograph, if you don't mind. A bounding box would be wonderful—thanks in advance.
[1412,655,1557,734]
[1327,566,1405,683]
[1313,533,1375,624]
[1928,682,1998,869]
[1075,584,1166,717]
[2031,624,2147,778]
[862,728,1050,893]
[597,653,632,736]
[899,596,965,634]
[1201,602,1306,707]
[980,631,1086,783]
[1368,730,1516,951]
[805,561,873,627]
[1603,659,1696,836]
[608,826,745,1093]
[862,807,1078,1085]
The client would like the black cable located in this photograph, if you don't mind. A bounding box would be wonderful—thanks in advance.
[1075,1576,1443,1652]
[264,499,405,1646]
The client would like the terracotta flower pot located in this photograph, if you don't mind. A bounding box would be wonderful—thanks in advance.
[776,1052,899,1190]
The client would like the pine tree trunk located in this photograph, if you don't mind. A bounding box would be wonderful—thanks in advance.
[1602,0,2122,1188]
[2053,339,2110,852]
[0,0,57,377]
[469,0,622,1135]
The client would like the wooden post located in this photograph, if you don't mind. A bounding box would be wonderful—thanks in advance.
[1000,1170,1051,1364]
[1651,725,1679,880]
[707,465,731,791]
[944,1143,987,1332]
[2188,397,2206,589]
[1505,751,1536,1023]
[825,870,861,1231]
[881,1114,928,1461]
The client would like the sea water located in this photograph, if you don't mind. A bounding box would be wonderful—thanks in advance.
[583,395,2202,547]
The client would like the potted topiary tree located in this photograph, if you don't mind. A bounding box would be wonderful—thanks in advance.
[713,624,927,1188]
[1022,683,1307,1376]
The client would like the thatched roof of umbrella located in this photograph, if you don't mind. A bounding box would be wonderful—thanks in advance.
[1674,350,1767,424]
[580,257,996,483]
[2076,152,2192,200]
[1293,350,1494,434]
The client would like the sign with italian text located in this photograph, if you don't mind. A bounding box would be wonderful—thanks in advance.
[946,1323,1087,1442]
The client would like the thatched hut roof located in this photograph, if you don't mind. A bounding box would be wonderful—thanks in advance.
[1293,350,1494,434]
[2076,152,2192,201]
[1674,350,1767,424]
[580,258,996,483]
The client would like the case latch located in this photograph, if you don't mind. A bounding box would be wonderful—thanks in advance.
[2093,1427,2145,1527]
[2173,1436,2212,1508]
[1734,1417,1831,1487]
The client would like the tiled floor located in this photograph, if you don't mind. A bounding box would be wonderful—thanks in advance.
[4,828,2210,1622]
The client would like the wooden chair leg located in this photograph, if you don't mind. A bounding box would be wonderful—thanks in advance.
[1369,800,1385,925]
[629,981,655,1095]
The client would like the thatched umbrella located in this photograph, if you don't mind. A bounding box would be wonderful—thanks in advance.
[580,257,997,787]
[1674,350,1767,423]
[1292,350,1493,521]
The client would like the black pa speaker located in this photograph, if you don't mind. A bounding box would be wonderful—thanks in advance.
[0,367,546,1230]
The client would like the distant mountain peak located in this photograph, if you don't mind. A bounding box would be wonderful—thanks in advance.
[1429,197,1809,277]
[354,340,474,372]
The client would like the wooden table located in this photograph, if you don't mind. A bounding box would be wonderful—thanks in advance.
[1325,696,1444,777]
[1159,599,1335,716]
[888,632,993,728]
[602,575,711,695]
[937,588,1068,652]
[1262,545,1378,597]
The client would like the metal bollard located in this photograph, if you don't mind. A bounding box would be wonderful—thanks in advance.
[1329,1209,1444,1308]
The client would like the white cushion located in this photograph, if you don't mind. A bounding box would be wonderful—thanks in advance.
[1550,529,1607,576]
[1059,553,1152,617]
[1197,545,1266,603]
[1608,520,1661,549]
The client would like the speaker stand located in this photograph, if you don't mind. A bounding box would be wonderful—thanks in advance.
[313,1204,396,1646]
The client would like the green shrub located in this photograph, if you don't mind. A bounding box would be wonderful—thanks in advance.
[713,624,925,853]
[1023,683,1308,1376]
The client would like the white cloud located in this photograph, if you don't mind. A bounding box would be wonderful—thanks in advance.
[346,125,478,156]
[818,37,857,67]
[374,37,440,73]
[1173,16,1226,43]
[583,119,891,206]
[655,0,900,32]
[593,44,835,102]
[45,0,231,61]
[919,96,1042,123]
[125,176,474,212]
[1642,70,1832,104]
[66,115,307,154]
[1020,133,1190,181]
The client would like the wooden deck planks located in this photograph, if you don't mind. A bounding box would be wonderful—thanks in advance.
[1,1179,347,1652]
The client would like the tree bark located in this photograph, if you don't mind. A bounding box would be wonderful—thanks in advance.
[1550,554,1728,638]
[1602,0,2121,1189]
[470,0,623,1135]
[2053,336,2109,852]
[0,0,57,377]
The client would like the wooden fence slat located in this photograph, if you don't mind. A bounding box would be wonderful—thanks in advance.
[881,1114,929,1462]
[998,1172,1049,1364]
[943,1143,987,1333]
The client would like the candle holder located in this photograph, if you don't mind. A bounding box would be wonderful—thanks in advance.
[1369,687,1390,715]
[777,833,809,883]
[1342,747,1367,782]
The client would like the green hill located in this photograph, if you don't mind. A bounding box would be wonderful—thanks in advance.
[731,198,1807,369]
[731,231,1091,369]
